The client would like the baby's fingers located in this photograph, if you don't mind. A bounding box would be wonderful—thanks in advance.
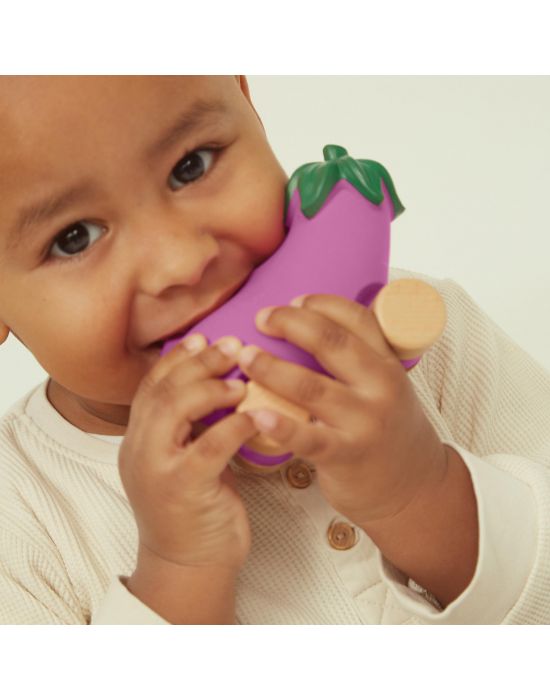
[184,411,260,482]
[149,333,209,385]
[142,377,248,454]
[245,408,334,465]
[236,345,358,432]
[145,334,242,389]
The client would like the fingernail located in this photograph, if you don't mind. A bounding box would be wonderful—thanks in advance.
[255,306,276,327]
[246,409,278,432]
[239,345,261,368]
[181,333,206,353]
[216,336,242,358]
[290,294,307,308]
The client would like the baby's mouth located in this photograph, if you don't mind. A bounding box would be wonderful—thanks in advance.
[144,275,252,352]
[147,323,197,351]
[145,313,209,351]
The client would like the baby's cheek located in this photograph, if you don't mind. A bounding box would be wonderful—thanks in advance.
[42,321,136,402]
[248,183,287,255]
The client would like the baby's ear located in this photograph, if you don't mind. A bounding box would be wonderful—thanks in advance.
[235,75,252,102]
[235,76,265,132]
[0,322,10,345]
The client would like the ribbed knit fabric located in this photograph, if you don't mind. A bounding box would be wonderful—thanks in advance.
[1,267,550,624]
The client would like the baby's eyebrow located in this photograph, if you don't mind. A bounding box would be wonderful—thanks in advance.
[6,98,230,251]
[146,98,229,161]
[7,180,99,251]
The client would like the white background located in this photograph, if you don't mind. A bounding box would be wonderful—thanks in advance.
[2,76,549,416]
[1,0,549,694]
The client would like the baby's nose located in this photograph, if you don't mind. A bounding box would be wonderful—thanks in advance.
[136,227,220,295]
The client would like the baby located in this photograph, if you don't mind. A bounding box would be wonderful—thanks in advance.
[0,76,546,624]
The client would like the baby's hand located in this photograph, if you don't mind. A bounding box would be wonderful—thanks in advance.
[119,335,257,573]
[239,294,448,530]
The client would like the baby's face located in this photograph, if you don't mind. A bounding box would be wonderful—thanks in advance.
[0,76,288,430]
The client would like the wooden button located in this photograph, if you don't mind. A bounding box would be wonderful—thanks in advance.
[285,460,313,488]
[327,520,357,550]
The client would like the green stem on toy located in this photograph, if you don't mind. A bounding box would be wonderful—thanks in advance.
[284,145,405,221]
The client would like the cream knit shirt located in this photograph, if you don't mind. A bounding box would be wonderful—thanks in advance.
[1,268,548,624]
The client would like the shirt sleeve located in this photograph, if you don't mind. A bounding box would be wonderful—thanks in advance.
[91,577,168,624]
[379,441,537,623]
[379,275,550,624]
[0,527,168,624]
[0,530,86,624]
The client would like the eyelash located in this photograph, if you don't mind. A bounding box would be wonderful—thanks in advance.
[44,145,223,264]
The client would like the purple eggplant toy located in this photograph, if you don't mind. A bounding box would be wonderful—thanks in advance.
[162,145,446,469]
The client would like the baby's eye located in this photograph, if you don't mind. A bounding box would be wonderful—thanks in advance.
[49,221,105,259]
[168,148,215,190]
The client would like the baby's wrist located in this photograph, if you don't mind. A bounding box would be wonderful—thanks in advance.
[352,440,449,532]
[126,545,240,624]
[359,444,478,606]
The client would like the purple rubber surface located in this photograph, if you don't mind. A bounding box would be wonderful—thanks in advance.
[162,181,413,466]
